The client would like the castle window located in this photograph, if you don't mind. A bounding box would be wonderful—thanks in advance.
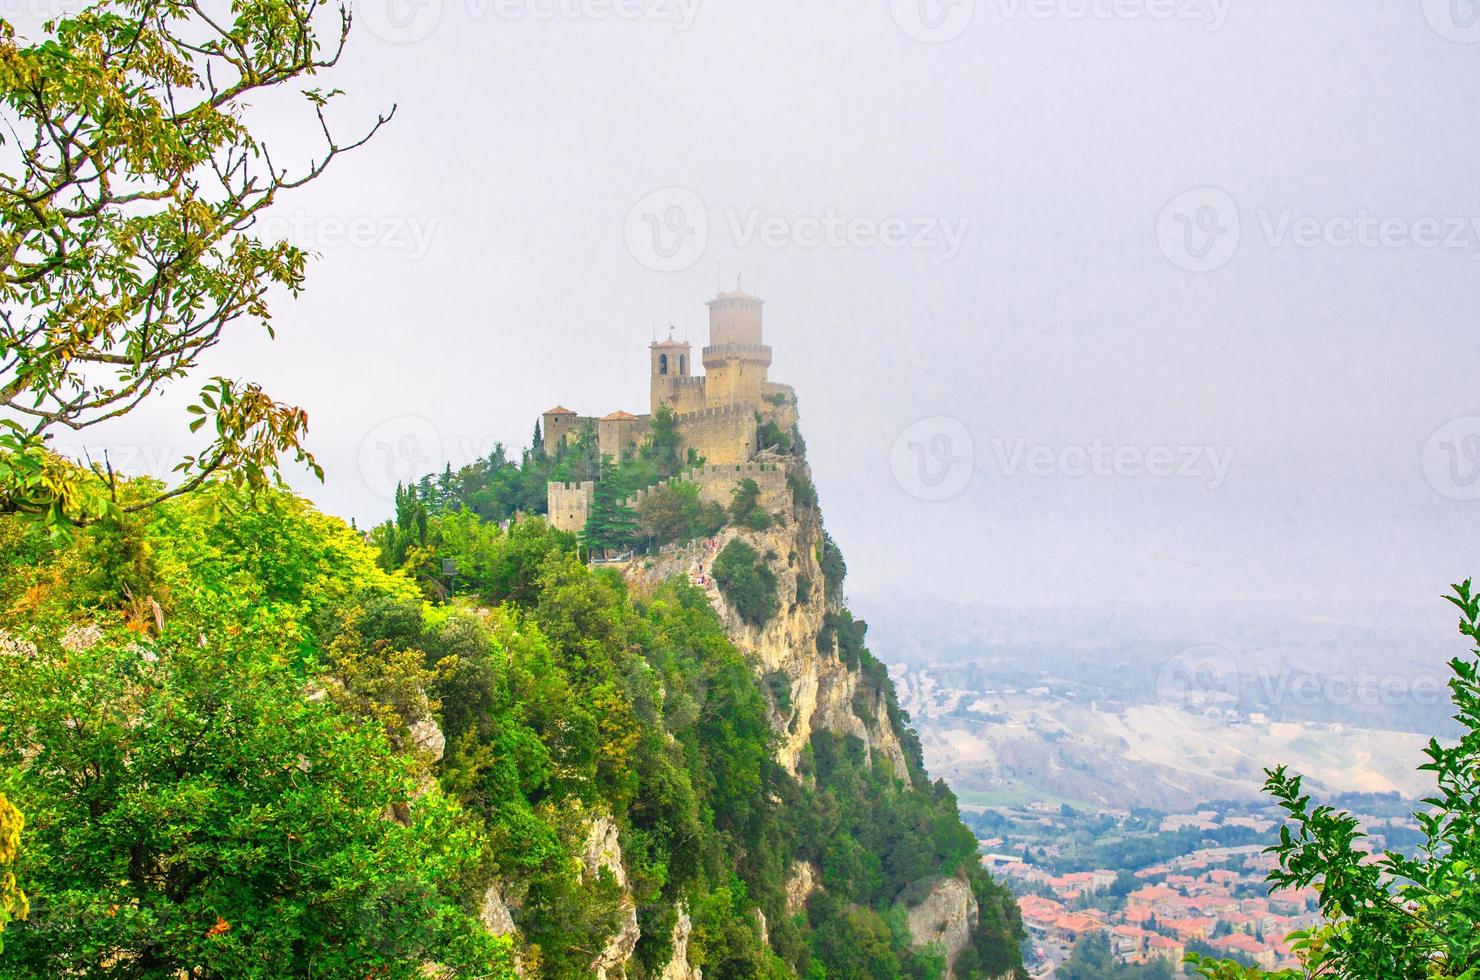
[679,354,687,374]
[659,353,668,375]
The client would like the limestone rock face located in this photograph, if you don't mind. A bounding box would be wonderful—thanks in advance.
[658,903,701,980]
[623,465,911,783]
[480,882,516,936]
[904,875,979,976]
[592,899,640,980]
[409,716,446,762]
[784,861,820,914]
[581,811,639,979]
[582,812,629,890]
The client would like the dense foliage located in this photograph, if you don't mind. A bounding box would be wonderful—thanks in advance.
[713,540,780,626]
[0,476,1026,977]
[1191,580,1480,980]
[1059,932,1173,980]
[0,486,511,977]
[0,793,22,951]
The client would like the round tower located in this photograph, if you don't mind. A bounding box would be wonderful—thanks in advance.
[703,286,771,409]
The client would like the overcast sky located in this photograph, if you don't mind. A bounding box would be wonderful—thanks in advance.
[21,0,1480,615]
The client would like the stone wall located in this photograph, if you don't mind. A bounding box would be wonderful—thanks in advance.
[597,415,650,461]
[622,462,790,515]
[547,480,594,533]
[652,374,707,416]
[673,404,757,465]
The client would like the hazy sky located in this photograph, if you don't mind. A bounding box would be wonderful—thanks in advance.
[21,0,1480,613]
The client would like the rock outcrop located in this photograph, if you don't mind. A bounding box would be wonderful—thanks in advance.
[904,875,979,976]
[784,861,819,915]
[581,812,640,979]
[624,462,910,782]
[480,882,516,936]
[658,904,701,980]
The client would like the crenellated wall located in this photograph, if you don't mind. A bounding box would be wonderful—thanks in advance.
[673,403,758,465]
[623,462,790,514]
[651,374,707,416]
[547,480,595,532]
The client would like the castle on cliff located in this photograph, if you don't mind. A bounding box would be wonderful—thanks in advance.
[544,287,796,532]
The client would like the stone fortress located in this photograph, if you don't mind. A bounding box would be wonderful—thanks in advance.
[544,286,797,533]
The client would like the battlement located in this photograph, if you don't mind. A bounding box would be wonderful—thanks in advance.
[547,480,595,533]
[674,403,754,423]
[702,343,772,367]
[622,463,791,514]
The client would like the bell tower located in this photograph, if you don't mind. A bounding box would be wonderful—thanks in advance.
[650,329,701,415]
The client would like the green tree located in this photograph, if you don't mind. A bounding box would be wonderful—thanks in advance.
[0,614,506,976]
[0,793,24,951]
[729,478,771,531]
[642,405,683,477]
[1191,579,1480,980]
[582,462,638,556]
[1060,931,1172,979]
[0,0,389,527]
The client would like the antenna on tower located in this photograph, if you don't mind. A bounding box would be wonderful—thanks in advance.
[715,261,722,295]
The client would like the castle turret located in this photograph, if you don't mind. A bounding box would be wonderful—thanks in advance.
[541,405,579,455]
[703,287,771,410]
[650,331,705,415]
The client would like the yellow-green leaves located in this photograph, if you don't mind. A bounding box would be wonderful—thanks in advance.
[0,0,388,528]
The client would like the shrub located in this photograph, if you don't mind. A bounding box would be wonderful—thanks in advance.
[729,479,771,531]
[712,540,779,626]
